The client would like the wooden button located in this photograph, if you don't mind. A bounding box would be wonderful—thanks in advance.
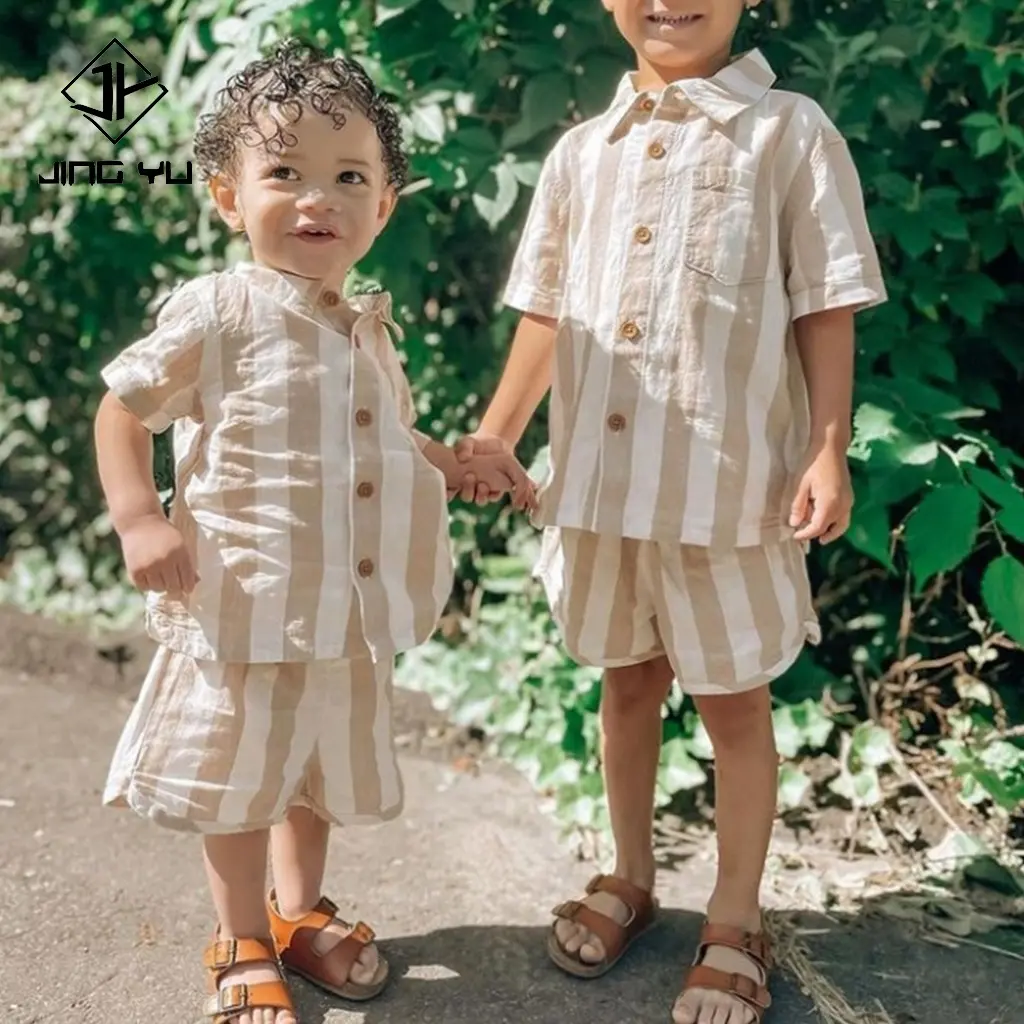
[356,481,375,499]
[607,413,627,432]
[620,320,641,342]
[320,290,340,307]
[639,97,655,113]
[357,558,375,578]
[355,408,373,427]
[634,225,652,245]
[648,141,666,159]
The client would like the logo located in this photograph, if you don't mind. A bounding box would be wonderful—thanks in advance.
[62,38,168,144]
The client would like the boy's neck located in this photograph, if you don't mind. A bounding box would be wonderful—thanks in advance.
[632,44,734,91]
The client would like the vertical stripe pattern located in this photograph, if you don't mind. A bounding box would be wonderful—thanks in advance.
[534,528,820,695]
[103,650,403,832]
[100,261,453,663]
[503,49,887,547]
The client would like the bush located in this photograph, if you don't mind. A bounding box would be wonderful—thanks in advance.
[1,0,1022,835]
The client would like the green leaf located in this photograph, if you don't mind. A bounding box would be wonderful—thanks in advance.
[375,0,422,23]
[502,72,573,149]
[660,738,707,793]
[409,102,446,144]
[846,501,894,570]
[903,484,982,590]
[981,555,1024,644]
[472,161,520,228]
[960,5,994,44]
[777,764,811,812]
[852,722,895,768]
[975,128,1005,158]
[438,0,475,14]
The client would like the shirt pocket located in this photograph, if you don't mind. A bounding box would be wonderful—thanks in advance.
[683,167,775,287]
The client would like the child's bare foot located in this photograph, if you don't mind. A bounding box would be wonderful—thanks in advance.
[672,914,772,1024]
[203,937,295,1024]
[554,886,631,963]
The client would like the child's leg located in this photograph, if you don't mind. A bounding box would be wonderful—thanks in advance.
[672,685,776,1024]
[556,655,674,962]
[269,806,380,985]
[204,829,296,1024]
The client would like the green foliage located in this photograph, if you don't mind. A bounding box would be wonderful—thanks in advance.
[1,0,1023,834]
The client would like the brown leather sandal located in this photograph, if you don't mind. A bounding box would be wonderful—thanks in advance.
[677,921,774,1022]
[268,889,389,1002]
[202,937,295,1023]
[546,873,658,979]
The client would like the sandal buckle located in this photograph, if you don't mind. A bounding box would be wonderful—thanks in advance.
[218,984,248,1013]
[350,921,375,945]
[210,938,237,969]
[318,895,339,915]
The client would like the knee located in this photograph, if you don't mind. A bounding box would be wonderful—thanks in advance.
[696,686,774,754]
[602,658,673,718]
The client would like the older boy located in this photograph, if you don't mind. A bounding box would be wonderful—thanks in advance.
[457,2,885,1022]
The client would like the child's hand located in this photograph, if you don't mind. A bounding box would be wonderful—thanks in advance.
[790,444,854,545]
[120,513,199,594]
[459,451,537,512]
[450,432,513,504]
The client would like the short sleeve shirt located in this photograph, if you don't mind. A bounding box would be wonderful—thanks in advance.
[101,262,453,663]
[504,50,887,548]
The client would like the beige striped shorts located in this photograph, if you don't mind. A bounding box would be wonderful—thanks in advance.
[103,647,403,833]
[535,528,821,696]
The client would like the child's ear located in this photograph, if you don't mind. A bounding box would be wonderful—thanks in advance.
[208,173,245,232]
[375,186,399,236]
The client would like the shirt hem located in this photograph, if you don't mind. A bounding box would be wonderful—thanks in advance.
[789,276,888,320]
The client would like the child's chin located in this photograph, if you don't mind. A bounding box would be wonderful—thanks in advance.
[641,40,704,64]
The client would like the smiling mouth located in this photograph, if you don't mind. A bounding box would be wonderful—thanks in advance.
[295,227,338,240]
[647,12,703,26]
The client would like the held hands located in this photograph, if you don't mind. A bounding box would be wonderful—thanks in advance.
[120,513,199,595]
[790,441,854,545]
[447,432,537,511]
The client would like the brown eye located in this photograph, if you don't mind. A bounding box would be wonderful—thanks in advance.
[338,170,367,185]
[269,165,297,180]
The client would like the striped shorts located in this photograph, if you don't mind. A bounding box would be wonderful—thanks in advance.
[103,647,402,833]
[535,528,820,696]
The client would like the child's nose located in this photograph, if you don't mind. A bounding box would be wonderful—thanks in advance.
[297,187,337,211]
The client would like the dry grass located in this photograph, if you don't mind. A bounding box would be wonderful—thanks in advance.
[765,911,897,1024]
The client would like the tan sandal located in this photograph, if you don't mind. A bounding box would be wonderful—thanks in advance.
[268,889,389,1002]
[677,921,774,1022]
[202,937,295,1023]
[546,873,658,979]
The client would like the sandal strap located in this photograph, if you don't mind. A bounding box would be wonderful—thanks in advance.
[268,889,376,988]
[586,873,655,915]
[696,922,773,971]
[683,964,771,1015]
[203,937,278,973]
[203,979,293,1021]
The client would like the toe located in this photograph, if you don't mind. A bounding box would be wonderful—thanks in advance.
[349,942,379,985]
[672,992,697,1024]
[578,936,606,964]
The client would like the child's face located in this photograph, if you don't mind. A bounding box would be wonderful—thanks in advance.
[602,0,759,80]
[211,105,396,281]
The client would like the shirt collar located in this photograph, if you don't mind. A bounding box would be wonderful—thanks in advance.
[231,261,402,337]
[606,49,776,139]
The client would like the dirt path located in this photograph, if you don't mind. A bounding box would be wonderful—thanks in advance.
[0,608,1015,1023]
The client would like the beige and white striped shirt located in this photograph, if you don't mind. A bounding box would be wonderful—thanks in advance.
[102,262,453,663]
[505,49,886,548]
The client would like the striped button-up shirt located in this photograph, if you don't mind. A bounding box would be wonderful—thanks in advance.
[102,262,453,663]
[504,49,886,548]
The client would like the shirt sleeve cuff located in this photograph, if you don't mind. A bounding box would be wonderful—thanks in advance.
[789,276,888,321]
[100,362,173,435]
[502,284,561,319]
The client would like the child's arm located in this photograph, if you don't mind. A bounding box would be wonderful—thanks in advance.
[450,312,556,504]
[789,308,855,545]
[420,441,537,512]
[95,393,198,593]
[95,277,210,592]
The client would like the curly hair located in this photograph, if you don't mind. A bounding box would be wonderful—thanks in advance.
[193,38,408,190]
